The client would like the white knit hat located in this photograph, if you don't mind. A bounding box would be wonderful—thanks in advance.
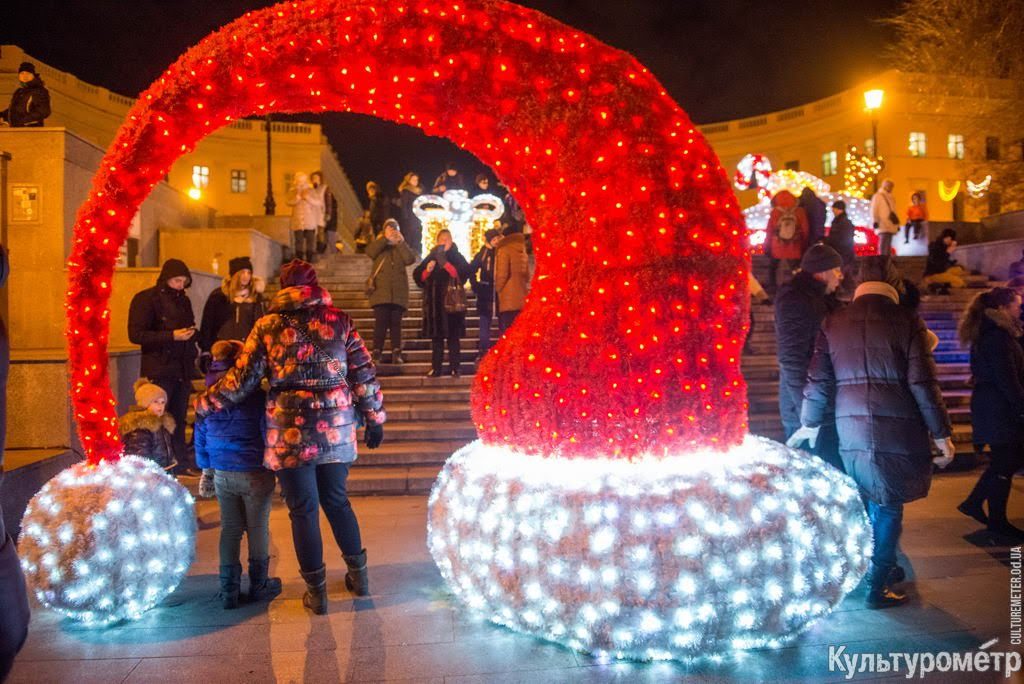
[133,378,167,408]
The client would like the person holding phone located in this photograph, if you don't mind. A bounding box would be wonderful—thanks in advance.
[128,258,200,474]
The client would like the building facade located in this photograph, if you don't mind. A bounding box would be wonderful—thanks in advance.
[699,69,1020,224]
[0,45,361,230]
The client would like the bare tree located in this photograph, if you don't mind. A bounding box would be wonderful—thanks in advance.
[884,0,1024,213]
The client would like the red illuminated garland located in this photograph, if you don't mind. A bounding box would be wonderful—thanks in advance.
[67,0,748,463]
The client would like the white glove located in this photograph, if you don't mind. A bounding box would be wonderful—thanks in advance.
[932,437,955,469]
[786,425,820,450]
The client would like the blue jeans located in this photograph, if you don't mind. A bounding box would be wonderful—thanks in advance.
[214,470,276,567]
[867,500,903,587]
[276,462,362,572]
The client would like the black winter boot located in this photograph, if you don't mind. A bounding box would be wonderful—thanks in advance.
[987,476,1024,540]
[219,563,243,609]
[300,565,328,615]
[344,550,369,596]
[865,566,907,609]
[247,558,282,602]
[958,468,996,526]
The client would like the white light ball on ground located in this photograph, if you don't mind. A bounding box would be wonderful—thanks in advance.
[19,456,197,625]
[428,436,871,662]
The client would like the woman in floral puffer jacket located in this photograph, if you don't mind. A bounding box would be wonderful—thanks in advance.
[195,260,385,614]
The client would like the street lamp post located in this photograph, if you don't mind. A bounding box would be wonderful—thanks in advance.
[263,114,276,216]
[863,88,884,193]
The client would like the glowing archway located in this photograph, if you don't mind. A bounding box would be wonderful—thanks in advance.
[67,0,748,463]
[54,0,870,657]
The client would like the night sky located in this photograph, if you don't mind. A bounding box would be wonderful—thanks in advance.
[2,0,902,196]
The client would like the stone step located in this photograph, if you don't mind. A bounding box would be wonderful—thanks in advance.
[383,421,478,441]
[384,402,472,421]
[354,440,466,467]
[348,465,441,495]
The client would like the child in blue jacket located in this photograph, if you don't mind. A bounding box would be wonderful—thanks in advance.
[196,340,280,608]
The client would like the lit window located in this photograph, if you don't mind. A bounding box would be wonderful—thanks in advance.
[191,165,210,189]
[986,136,1000,161]
[821,151,837,176]
[230,169,248,193]
[864,138,876,157]
[909,132,927,157]
[947,134,964,160]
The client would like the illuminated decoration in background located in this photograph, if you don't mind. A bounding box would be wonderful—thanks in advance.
[742,172,878,256]
[842,146,883,199]
[470,193,505,256]
[733,153,773,196]
[430,437,871,660]
[966,175,992,199]
[412,193,451,258]
[18,457,196,625]
[764,169,830,200]
[59,0,868,654]
[938,180,961,202]
[186,187,202,201]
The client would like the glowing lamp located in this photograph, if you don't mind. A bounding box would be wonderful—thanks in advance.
[863,89,884,112]
[187,187,202,201]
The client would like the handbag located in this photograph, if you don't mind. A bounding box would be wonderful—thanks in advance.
[364,257,386,297]
[444,280,468,314]
[278,312,349,386]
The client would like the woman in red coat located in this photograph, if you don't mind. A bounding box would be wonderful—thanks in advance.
[766,190,810,291]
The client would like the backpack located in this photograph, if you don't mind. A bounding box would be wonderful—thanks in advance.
[776,207,799,242]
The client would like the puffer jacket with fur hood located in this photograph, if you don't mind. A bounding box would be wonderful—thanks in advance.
[195,285,385,471]
[970,309,1024,446]
[119,410,177,470]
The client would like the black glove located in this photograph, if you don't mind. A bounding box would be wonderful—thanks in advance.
[365,424,383,449]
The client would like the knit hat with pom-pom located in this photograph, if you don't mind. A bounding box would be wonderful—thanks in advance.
[133,378,167,408]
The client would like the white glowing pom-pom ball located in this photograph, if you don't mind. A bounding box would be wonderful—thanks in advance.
[18,456,197,625]
[428,436,871,661]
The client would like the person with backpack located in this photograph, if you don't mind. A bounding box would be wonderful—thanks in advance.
[766,190,809,292]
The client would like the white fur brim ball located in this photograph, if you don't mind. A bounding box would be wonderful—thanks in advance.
[18,456,197,625]
[427,436,872,662]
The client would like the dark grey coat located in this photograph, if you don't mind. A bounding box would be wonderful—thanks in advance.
[365,237,416,309]
[802,292,952,505]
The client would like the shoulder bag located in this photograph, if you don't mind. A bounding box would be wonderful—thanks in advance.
[278,312,349,387]
[365,256,387,296]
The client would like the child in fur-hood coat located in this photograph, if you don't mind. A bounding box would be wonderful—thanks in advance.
[119,379,177,470]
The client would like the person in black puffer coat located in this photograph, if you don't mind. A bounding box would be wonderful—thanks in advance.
[956,287,1024,540]
[774,244,844,472]
[198,256,267,362]
[414,229,470,377]
[794,257,954,609]
[195,340,280,609]
[127,258,197,471]
[1,62,50,128]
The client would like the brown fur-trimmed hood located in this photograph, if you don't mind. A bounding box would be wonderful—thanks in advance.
[119,409,176,435]
[985,308,1023,338]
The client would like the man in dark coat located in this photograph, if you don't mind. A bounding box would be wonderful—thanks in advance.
[413,230,470,377]
[1,62,51,128]
[793,257,954,609]
[798,187,828,246]
[774,244,844,454]
[469,228,501,358]
[825,200,856,266]
[127,258,198,472]
[923,228,966,290]
[0,245,30,680]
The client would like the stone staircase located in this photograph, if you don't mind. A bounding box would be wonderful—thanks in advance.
[248,253,996,495]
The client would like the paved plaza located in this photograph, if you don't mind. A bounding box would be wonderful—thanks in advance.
[8,469,1023,683]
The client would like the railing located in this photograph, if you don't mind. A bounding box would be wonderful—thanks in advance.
[776,107,805,122]
[738,116,768,129]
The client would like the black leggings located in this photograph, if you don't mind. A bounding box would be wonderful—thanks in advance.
[988,443,1024,479]
[431,334,461,373]
[372,304,404,353]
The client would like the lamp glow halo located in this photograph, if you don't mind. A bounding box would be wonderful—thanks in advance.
[18,457,197,625]
[427,436,871,661]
